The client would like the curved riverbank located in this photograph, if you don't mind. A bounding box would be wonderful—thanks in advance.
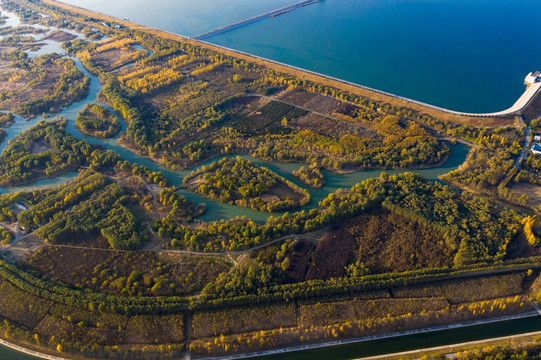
[0,337,67,360]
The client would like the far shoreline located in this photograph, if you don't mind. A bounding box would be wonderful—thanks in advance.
[43,0,527,128]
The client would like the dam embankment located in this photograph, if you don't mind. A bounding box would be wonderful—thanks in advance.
[192,0,319,40]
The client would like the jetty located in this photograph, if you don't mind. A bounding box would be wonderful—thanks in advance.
[193,0,319,40]
[197,32,541,119]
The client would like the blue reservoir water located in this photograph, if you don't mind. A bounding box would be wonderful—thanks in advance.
[57,0,294,37]
[59,0,541,113]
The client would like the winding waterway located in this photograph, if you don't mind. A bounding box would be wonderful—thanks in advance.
[0,4,536,360]
[0,55,470,223]
[0,29,471,223]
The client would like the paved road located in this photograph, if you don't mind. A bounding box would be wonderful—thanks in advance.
[468,82,541,117]
[515,122,530,167]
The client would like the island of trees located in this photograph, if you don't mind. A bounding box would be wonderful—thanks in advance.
[292,163,326,188]
[184,156,310,212]
[76,103,121,138]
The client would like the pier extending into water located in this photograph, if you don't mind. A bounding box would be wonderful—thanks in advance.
[193,0,319,40]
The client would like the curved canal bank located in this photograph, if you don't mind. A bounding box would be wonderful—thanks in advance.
[245,314,541,360]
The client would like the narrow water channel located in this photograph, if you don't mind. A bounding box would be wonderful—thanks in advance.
[253,316,541,360]
[0,40,471,223]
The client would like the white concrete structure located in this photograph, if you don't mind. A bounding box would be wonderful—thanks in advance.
[535,136,541,142]
[531,143,541,156]
[526,71,541,84]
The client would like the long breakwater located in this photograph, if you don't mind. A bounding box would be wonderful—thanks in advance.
[193,0,319,40]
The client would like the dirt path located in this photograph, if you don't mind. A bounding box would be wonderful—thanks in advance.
[46,226,330,256]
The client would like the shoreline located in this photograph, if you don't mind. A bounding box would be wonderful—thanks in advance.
[0,336,69,360]
[42,0,528,126]
[0,310,539,360]
[198,311,540,360]
[358,329,541,360]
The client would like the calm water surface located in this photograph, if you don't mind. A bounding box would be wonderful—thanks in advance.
[60,0,541,113]
[58,0,294,37]
[254,317,541,360]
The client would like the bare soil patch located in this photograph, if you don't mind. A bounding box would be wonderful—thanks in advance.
[288,112,336,134]
[2,233,44,262]
[42,30,76,42]
[30,139,50,154]
[511,182,541,208]
[90,47,142,71]
[276,88,317,107]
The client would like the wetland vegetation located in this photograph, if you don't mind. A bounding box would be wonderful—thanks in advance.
[183,156,310,212]
[0,0,539,359]
[76,103,120,138]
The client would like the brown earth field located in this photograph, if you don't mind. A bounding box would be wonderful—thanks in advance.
[88,47,143,72]
[295,209,455,280]
[21,246,231,297]
[511,182,541,209]
[42,0,521,127]
[521,91,541,121]
[42,29,76,42]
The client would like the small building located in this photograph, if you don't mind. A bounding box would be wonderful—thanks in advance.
[101,22,111,27]
[531,143,541,155]
[535,135,541,142]
[525,71,541,84]
[15,203,27,211]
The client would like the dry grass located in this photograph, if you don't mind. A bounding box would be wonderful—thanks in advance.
[42,30,76,42]
[511,182,541,208]
[522,91,541,121]
[192,304,296,338]
[42,0,519,127]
